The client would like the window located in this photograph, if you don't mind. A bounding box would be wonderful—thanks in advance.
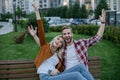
[44,0,46,3]
[44,4,47,7]
[40,5,42,8]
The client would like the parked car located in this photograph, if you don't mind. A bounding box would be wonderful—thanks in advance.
[71,19,83,25]
[90,19,101,26]
[80,18,90,24]
[48,19,71,27]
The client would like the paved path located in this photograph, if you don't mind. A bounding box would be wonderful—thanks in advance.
[0,22,13,35]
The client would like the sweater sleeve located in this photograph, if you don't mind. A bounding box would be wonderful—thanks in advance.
[37,19,47,46]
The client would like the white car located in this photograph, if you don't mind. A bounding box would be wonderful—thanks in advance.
[48,19,71,27]
[90,19,101,26]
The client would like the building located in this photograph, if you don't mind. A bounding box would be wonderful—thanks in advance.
[107,0,120,12]
[1,0,120,16]
[0,0,6,14]
[5,0,13,13]
[0,0,3,14]
[39,0,62,9]
[16,0,34,14]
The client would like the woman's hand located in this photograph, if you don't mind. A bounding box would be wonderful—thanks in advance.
[32,3,39,11]
[50,69,60,76]
[28,25,37,37]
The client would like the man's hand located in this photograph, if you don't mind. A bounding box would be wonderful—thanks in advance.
[99,9,106,22]
[50,69,60,76]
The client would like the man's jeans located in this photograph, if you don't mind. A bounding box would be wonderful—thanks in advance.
[39,64,94,80]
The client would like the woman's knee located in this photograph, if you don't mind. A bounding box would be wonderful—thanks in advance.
[73,72,87,80]
[72,72,81,78]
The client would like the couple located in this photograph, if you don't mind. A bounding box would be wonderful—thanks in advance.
[28,3,106,80]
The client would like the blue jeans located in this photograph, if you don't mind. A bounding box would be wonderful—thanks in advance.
[39,64,94,80]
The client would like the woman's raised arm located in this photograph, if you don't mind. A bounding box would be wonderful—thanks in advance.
[32,3,47,46]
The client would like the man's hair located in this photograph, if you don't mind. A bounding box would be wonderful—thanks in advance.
[62,26,73,33]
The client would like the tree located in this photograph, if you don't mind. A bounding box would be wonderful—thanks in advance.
[60,6,68,18]
[16,6,22,19]
[72,3,81,18]
[94,0,108,19]
[80,5,88,18]
[66,6,73,18]
[1,12,12,21]
[27,12,49,32]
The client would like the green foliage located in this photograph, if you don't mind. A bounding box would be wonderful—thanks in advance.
[0,12,12,21]
[60,6,68,18]
[17,19,29,29]
[27,12,37,27]
[27,12,49,32]
[66,6,73,18]
[72,3,81,18]
[80,5,88,18]
[42,18,49,32]
[94,0,109,19]
[16,6,22,19]
[49,26,62,32]
[46,4,88,18]
[104,26,120,47]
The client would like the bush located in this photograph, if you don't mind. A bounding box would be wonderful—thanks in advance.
[17,19,29,29]
[13,31,27,44]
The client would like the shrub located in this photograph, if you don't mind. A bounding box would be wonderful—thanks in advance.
[17,19,29,29]
[14,31,27,44]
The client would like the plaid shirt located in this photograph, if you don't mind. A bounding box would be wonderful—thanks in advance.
[62,34,102,69]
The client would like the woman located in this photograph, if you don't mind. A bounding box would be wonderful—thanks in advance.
[28,3,65,76]
[28,3,94,80]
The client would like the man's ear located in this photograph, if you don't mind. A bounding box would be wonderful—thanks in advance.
[71,32,73,37]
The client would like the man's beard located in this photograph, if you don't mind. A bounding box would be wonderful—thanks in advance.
[65,37,73,45]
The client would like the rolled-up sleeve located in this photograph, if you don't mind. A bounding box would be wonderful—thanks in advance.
[82,35,102,47]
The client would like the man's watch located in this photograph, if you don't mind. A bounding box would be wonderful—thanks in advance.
[101,22,106,24]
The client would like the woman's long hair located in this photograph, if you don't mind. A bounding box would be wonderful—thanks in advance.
[50,35,65,59]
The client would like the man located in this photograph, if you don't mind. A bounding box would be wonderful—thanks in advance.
[61,9,106,78]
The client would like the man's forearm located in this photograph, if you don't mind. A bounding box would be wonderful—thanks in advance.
[97,23,105,37]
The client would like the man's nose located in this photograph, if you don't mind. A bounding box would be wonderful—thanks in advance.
[66,34,69,36]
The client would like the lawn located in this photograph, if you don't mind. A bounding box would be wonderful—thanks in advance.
[0,31,120,80]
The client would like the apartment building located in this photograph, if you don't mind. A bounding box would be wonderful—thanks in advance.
[107,0,120,12]
[5,0,13,13]
[1,0,120,15]
[0,0,3,14]
[16,0,34,14]
[0,0,13,14]
[39,0,51,9]
[39,0,62,9]
[0,0,6,14]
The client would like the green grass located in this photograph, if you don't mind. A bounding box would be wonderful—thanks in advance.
[0,31,120,80]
